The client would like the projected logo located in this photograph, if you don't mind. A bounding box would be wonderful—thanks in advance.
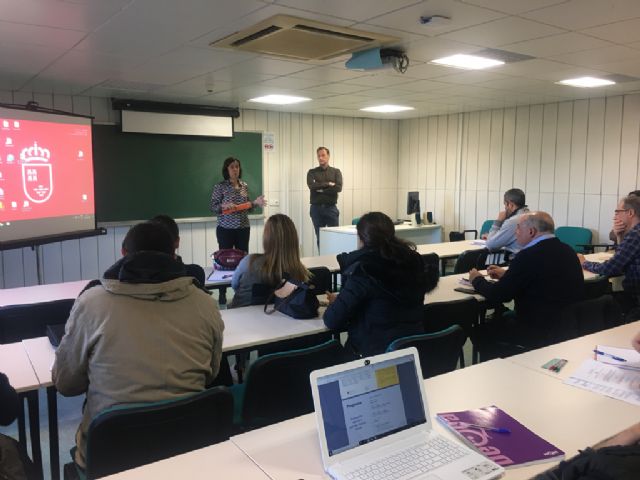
[20,142,53,203]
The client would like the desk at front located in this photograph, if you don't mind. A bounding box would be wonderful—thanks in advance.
[319,223,442,255]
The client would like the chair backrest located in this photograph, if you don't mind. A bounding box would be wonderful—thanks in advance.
[556,295,622,343]
[555,226,593,253]
[250,283,273,305]
[85,386,234,479]
[241,339,345,429]
[480,220,494,237]
[0,298,74,343]
[448,229,478,242]
[386,325,467,379]
[583,276,612,300]
[308,266,332,294]
[452,249,488,274]
[423,297,479,336]
[351,217,360,225]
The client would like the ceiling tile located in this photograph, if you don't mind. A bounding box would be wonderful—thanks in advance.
[460,0,567,15]
[0,21,87,50]
[581,18,640,45]
[551,45,640,67]
[364,0,505,37]
[502,32,613,58]
[521,0,640,30]
[440,16,565,48]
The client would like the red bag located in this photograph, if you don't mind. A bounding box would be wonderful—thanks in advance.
[211,248,246,271]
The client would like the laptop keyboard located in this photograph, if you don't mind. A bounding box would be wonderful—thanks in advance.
[345,436,469,480]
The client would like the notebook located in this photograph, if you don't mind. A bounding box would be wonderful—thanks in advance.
[309,348,505,480]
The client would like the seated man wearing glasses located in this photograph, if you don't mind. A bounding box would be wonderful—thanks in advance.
[580,195,640,318]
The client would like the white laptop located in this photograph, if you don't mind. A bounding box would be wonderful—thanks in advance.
[309,348,504,480]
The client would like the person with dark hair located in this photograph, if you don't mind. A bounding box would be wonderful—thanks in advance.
[307,147,343,250]
[230,214,310,308]
[580,195,640,317]
[609,190,640,244]
[470,212,584,353]
[53,221,224,470]
[0,372,19,426]
[323,212,438,357]
[210,157,265,253]
[484,188,529,254]
[150,214,206,285]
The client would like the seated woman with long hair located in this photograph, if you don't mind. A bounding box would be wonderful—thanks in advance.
[230,214,310,308]
[324,211,438,357]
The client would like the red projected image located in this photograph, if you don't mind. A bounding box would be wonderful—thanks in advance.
[0,118,94,222]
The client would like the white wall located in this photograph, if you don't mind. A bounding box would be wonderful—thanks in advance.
[398,94,640,243]
[0,91,399,288]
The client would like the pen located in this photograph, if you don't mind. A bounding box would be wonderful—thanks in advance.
[222,274,233,279]
[463,423,511,434]
[593,349,627,362]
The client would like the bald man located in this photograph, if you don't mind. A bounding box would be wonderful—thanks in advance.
[469,212,584,353]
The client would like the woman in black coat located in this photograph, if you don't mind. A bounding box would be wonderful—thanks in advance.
[324,212,439,357]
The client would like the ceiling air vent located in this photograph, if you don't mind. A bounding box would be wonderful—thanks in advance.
[210,15,399,61]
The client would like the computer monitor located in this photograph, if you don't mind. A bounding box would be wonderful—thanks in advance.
[406,191,420,215]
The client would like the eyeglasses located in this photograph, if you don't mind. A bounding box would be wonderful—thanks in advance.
[614,208,630,214]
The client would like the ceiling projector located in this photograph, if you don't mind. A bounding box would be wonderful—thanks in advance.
[345,48,409,73]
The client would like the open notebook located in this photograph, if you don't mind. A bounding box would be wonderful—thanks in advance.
[310,348,504,480]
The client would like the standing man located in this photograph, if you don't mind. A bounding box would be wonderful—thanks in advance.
[307,146,342,250]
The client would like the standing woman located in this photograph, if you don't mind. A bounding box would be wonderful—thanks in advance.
[210,157,266,253]
[210,157,265,304]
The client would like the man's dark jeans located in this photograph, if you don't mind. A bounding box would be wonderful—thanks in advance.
[310,204,339,249]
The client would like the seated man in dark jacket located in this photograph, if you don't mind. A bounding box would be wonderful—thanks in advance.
[469,211,584,352]
[323,212,439,357]
[0,372,19,426]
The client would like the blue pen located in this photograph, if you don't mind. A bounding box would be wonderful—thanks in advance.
[593,349,627,362]
[463,423,510,434]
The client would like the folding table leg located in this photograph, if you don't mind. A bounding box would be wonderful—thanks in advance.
[25,390,43,479]
[48,386,60,480]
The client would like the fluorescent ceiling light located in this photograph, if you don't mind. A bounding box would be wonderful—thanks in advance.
[430,54,504,70]
[556,77,615,88]
[248,94,311,105]
[360,105,415,113]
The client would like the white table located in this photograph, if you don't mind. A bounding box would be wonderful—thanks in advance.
[230,359,640,480]
[416,240,485,260]
[507,321,640,381]
[319,224,442,255]
[0,342,43,477]
[0,280,88,306]
[100,441,269,480]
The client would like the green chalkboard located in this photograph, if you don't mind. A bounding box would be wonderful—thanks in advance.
[92,125,263,222]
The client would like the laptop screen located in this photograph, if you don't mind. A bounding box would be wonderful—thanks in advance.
[316,353,427,457]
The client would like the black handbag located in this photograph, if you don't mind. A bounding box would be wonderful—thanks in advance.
[264,277,319,319]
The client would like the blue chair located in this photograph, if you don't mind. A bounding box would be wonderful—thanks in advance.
[555,226,592,253]
[386,325,467,379]
[233,339,345,430]
[351,217,360,225]
[480,220,494,237]
[67,387,234,479]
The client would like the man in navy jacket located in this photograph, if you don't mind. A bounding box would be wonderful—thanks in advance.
[469,211,584,351]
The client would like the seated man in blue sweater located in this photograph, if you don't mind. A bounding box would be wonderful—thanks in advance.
[470,211,584,356]
[484,188,529,255]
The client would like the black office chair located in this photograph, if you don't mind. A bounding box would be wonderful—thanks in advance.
[386,325,467,379]
[423,297,479,366]
[452,249,488,274]
[448,230,478,242]
[583,276,612,300]
[0,298,75,343]
[234,339,346,430]
[308,266,332,295]
[66,387,234,479]
[556,295,623,342]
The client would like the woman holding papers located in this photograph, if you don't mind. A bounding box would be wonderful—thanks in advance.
[209,157,266,253]
[324,212,438,357]
[230,214,310,308]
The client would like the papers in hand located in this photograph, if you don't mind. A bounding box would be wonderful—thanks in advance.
[594,345,640,371]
